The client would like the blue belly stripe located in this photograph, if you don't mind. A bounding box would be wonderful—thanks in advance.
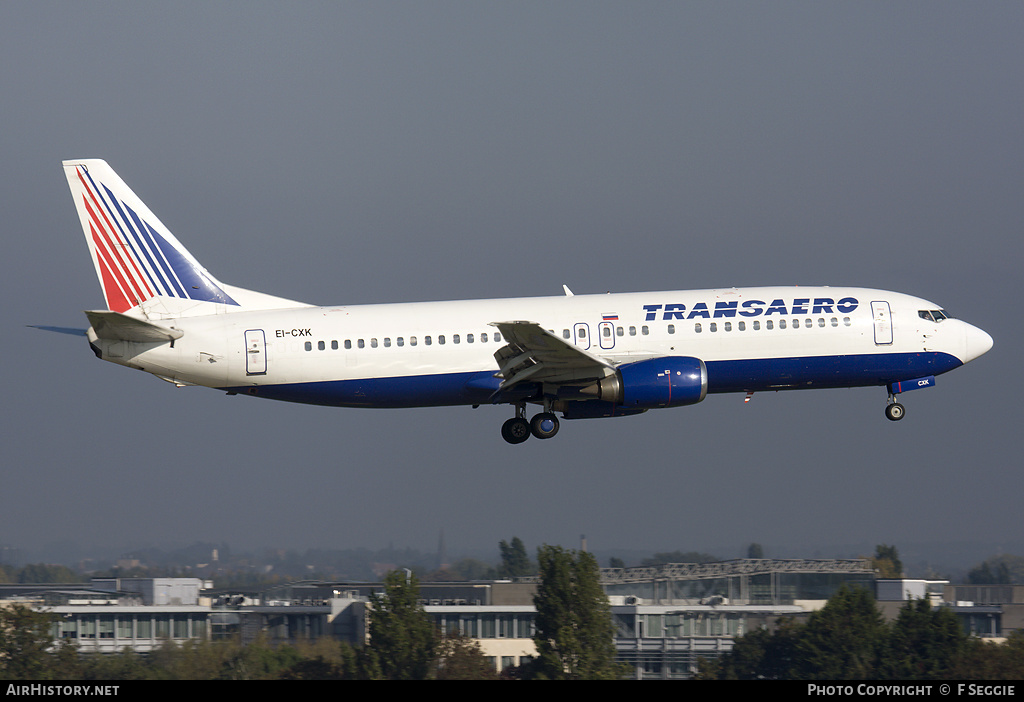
[219,351,962,408]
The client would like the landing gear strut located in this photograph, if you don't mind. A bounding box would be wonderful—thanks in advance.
[885,393,905,422]
[501,403,561,444]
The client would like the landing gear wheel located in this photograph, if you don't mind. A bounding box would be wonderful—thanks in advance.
[885,403,906,421]
[501,417,531,444]
[530,412,560,440]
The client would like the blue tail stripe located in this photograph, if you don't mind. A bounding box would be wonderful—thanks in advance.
[124,202,189,298]
[102,185,177,298]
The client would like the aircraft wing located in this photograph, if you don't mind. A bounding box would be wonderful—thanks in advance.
[490,320,615,394]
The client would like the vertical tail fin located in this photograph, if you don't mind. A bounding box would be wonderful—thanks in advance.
[63,159,240,313]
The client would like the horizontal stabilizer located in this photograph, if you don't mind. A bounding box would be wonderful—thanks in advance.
[85,310,183,342]
[29,325,88,336]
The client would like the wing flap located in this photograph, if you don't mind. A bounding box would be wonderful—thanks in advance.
[490,321,614,394]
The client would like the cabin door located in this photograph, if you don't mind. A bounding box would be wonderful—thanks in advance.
[871,301,893,345]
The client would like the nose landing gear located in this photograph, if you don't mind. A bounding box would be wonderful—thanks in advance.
[885,393,906,421]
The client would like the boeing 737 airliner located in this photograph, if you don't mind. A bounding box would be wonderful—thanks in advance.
[51,159,993,444]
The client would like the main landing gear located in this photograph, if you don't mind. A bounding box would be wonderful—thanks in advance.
[501,403,560,444]
[885,393,906,422]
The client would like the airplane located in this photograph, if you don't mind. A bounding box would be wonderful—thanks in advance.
[46,159,993,444]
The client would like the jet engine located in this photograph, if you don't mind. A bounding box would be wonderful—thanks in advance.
[577,356,708,409]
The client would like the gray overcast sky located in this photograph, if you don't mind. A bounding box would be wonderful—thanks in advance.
[2,2,1021,568]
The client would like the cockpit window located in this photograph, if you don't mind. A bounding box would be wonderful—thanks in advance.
[918,309,951,322]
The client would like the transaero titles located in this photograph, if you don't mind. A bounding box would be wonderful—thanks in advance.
[807,683,1016,697]
[642,297,859,321]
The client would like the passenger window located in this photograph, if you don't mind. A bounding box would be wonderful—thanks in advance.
[818,318,825,328]
[371,338,378,348]
[345,340,352,349]
[453,334,460,344]
[667,324,675,334]
[710,323,718,332]
[724,322,732,332]
[318,340,326,350]
[383,338,391,347]
[753,320,760,330]
[331,340,338,350]
[305,341,312,351]
[438,335,446,345]
[410,336,417,346]
[397,337,404,347]
[616,326,624,336]
[843,317,851,326]
[766,320,774,330]
[563,329,571,339]
[494,332,502,342]
[358,339,365,349]
[780,319,787,329]
[425,336,432,345]
[831,318,838,327]
[467,333,474,343]
[792,319,799,329]
[481,333,488,342]
[738,321,745,331]
[695,323,702,333]
[642,326,649,335]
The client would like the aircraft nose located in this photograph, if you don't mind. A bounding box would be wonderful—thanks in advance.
[962,322,993,363]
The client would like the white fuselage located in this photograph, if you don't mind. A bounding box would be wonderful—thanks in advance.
[89,285,991,409]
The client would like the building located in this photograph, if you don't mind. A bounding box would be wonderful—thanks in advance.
[7,561,1021,678]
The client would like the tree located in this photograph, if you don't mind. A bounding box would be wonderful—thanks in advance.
[531,545,623,680]
[872,544,904,579]
[449,557,497,581]
[747,543,765,559]
[881,598,966,679]
[366,570,437,680]
[949,629,1024,680]
[435,632,499,680]
[793,583,887,679]
[498,537,532,578]
[967,555,1019,584]
[968,562,996,584]
[0,604,57,680]
[16,564,83,584]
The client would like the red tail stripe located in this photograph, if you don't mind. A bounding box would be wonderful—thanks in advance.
[77,170,154,303]
[83,196,148,308]
[92,226,133,313]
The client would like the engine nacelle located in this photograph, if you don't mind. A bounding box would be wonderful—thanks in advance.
[579,356,707,410]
